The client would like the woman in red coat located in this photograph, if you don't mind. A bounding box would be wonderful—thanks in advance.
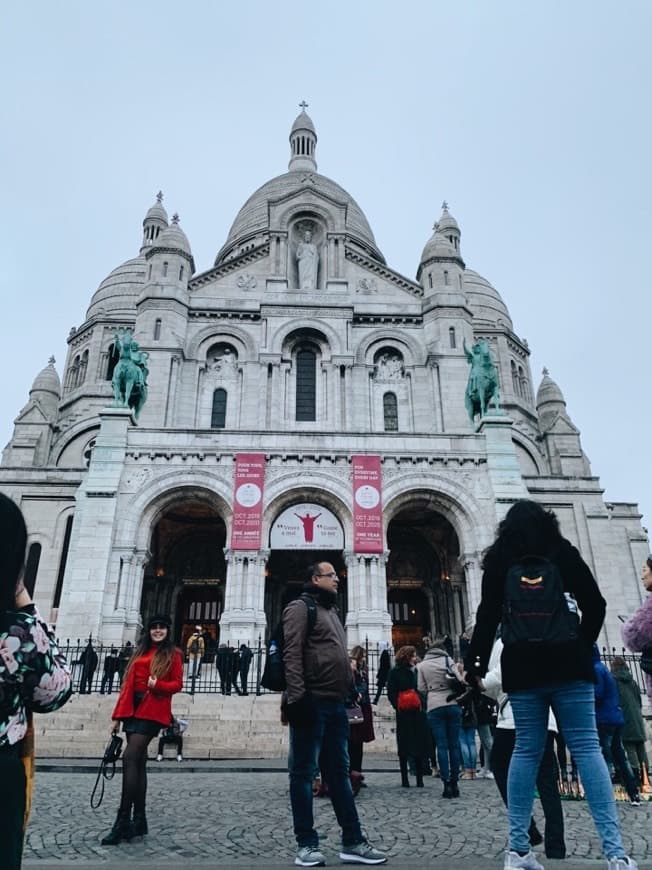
[102,614,183,845]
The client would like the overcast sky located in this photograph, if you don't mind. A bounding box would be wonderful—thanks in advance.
[1,1,650,534]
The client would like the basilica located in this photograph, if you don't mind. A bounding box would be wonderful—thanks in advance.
[2,109,648,654]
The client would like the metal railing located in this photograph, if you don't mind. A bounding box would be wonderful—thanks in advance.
[56,638,649,702]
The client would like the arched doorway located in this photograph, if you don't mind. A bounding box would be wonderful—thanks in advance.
[265,502,347,634]
[141,499,226,653]
[386,503,466,652]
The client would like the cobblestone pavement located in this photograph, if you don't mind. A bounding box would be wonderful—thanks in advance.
[23,763,652,869]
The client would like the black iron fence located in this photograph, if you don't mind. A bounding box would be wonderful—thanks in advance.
[56,638,650,702]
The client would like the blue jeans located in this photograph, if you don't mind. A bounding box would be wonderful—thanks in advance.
[289,699,363,848]
[459,726,477,770]
[598,724,639,799]
[427,705,462,782]
[509,681,625,858]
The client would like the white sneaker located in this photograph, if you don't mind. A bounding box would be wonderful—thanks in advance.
[177,754,183,762]
[504,851,544,870]
[607,859,638,870]
[482,769,494,779]
[295,846,326,867]
[156,754,163,762]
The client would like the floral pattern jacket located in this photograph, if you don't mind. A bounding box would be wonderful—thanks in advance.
[622,592,652,703]
[0,605,72,746]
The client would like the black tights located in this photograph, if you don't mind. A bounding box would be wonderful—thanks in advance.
[119,733,153,816]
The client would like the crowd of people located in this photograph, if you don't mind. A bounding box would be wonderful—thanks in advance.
[2,493,652,870]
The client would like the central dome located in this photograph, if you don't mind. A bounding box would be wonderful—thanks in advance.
[214,109,384,266]
[215,171,383,266]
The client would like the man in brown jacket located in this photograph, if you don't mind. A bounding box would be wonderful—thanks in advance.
[283,562,387,867]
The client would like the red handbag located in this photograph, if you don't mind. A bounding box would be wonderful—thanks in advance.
[397,688,422,712]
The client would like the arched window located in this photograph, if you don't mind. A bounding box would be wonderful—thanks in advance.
[106,344,120,380]
[428,273,433,289]
[449,327,456,349]
[162,261,169,277]
[296,347,317,421]
[383,392,399,432]
[154,319,162,340]
[511,360,519,395]
[444,270,449,285]
[179,265,184,281]
[211,388,227,429]
[24,542,42,596]
[68,355,80,389]
[79,349,88,385]
[518,366,529,401]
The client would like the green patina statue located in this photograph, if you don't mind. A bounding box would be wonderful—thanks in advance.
[464,338,500,425]
[111,329,149,419]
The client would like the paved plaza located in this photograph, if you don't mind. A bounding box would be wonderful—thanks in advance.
[23,759,652,869]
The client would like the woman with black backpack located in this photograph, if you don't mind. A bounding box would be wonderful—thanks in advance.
[465,500,636,870]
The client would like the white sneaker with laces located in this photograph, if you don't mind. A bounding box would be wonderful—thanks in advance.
[156,754,163,762]
[607,858,638,870]
[504,851,544,870]
[295,846,326,867]
[177,754,183,762]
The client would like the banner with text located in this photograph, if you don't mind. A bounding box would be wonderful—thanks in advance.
[270,504,344,550]
[352,455,384,553]
[231,453,265,550]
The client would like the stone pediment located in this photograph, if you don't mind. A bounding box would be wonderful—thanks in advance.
[540,413,580,436]
[14,401,49,425]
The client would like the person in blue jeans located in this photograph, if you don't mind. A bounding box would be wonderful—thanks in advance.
[417,636,464,797]
[592,644,640,804]
[465,500,637,870]
[283,563,387,867]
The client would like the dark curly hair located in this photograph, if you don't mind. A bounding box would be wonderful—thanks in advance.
[395,645,417,666]
[482,499,563,574]
[0,492,28,611]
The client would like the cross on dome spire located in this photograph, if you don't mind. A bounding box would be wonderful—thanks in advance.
[172,213,180,225]
[289,104,317,172]
[442,200,449,211]
[48,355,56,366]
[156,191,164,203]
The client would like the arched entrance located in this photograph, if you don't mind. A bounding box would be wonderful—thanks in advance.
[265,502,347,633]
[141,499,226,652]
[386,503,466,652]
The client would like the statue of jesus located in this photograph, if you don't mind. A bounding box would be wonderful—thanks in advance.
[296,229,319,289]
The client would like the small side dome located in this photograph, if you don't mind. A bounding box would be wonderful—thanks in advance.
[149,213,195,274]
[156,214,192,256]
[463,269,513,330]
[86,256,147,319]
[536,368,566,416]
[30,356,61,399]
[144,192,168,225]
[418,202,463,270]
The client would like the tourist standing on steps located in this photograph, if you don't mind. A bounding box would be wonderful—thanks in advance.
[186,625,204,684]
[78,638,98,693]
[0,493,72,870]
[372,647,391,705]
[102,615,183,846]
[610,656,649,786]
[465,499,637,870]
[387,645,429,788]
[283,562,387,867]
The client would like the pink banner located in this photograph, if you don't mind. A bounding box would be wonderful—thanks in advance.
[352,455,384,553]
[231,453,265,550]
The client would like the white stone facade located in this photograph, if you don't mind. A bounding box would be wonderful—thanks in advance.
[1,111,648,653]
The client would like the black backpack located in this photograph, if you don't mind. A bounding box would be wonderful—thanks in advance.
[261,593,317,691]
[502,555,579,647]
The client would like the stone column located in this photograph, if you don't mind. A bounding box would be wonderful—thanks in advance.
[478,414,529,514]
[55,407,133,644]
[344,550,393,646]
[219,549,268,646]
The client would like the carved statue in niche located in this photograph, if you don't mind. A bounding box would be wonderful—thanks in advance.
[296,228,319,289]
[208,344,238,379]
[375,351,404,381]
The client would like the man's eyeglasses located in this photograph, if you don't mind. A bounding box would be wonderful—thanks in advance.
[314,572,338,579]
